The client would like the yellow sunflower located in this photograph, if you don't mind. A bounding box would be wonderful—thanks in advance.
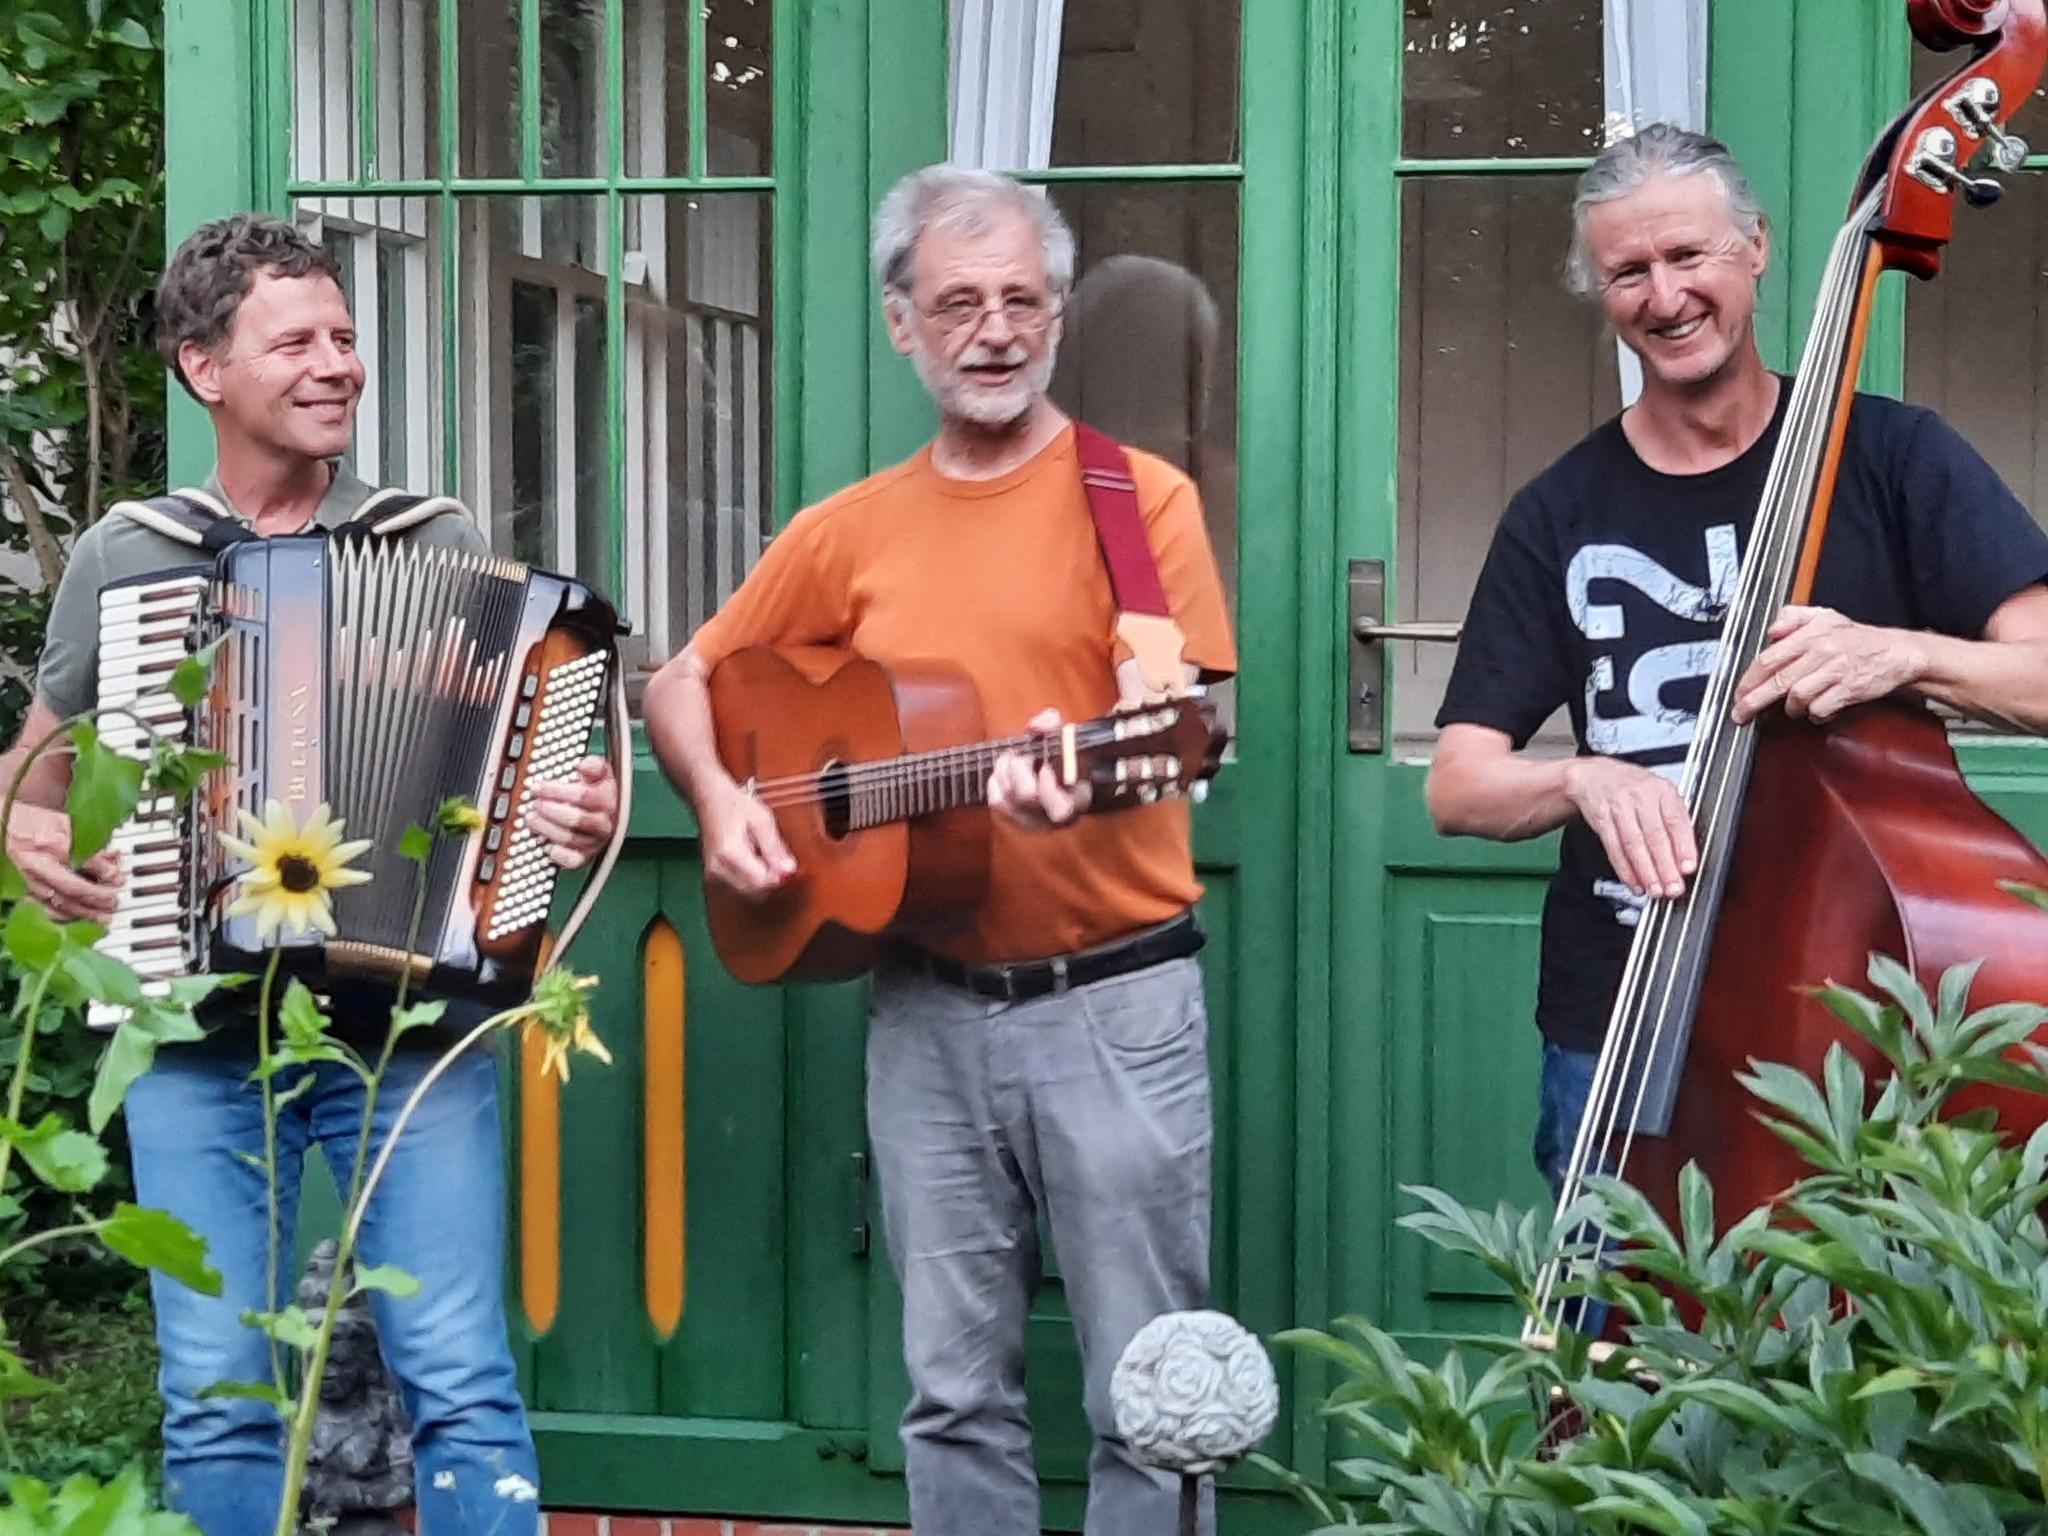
[520,969,610,1084]
[218,799,373,941]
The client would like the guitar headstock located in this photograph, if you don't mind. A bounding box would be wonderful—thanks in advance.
[1065,697,1227,808]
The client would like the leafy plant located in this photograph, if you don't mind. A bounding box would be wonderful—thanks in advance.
[0,2,166,743]
[1268,942,2048,1535]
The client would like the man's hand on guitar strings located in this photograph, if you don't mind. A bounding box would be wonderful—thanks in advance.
[989,708,1093,829]
[525,756,622,870]
[701,779,797,898]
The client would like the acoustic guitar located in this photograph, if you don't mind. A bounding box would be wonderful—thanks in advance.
[703,645,1225,983]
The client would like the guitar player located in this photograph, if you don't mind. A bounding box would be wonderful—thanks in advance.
[643,165,1236,1536]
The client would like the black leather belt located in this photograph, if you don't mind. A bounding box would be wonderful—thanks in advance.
[893,913,1204,1003]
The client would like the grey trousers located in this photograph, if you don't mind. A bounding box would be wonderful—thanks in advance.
[866,954,1215,1536]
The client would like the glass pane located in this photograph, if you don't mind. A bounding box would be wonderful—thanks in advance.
[625,0,689,178]
[508,279,559,566]
[708,0,773,175]
[455,198,612,587]
[291,0,358,182]
[1904,169,2048,528]
[1397,175,1620,747]
[625,195,775,663]
[1044,182,1239,727]
[539,0,607,178]
[948,0,1240,170]
[1402,0,1604,159]
[290,0,445,182]
[459,0,521,176]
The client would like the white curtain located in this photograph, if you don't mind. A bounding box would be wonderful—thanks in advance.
[949,0,1067,171]
[1603,0,1712,405]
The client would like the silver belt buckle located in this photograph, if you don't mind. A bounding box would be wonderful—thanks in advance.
[1048,956,1071,996]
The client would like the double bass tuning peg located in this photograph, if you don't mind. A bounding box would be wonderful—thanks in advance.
[1948,75,2032,172]
[1911,125,2006,207]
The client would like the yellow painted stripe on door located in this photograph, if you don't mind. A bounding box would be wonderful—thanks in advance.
[643,917,687,1335]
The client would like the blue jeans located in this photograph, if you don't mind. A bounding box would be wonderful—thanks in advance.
[125,1043,538,1536]
[1534,1043,1611,1337]
[1533,1043,1602,1199]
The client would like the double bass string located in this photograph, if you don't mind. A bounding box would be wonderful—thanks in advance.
[1531,191,1885,1337]
[1540,204,1871,1325]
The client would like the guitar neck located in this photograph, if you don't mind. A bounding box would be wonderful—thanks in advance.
[841,732,1052,831]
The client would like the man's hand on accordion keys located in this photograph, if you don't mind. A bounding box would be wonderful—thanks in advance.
[7,803,123,922]
[521,756,621,870]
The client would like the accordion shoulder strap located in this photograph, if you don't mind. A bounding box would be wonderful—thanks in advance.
[106,488,254,551]
[347,488,474,538]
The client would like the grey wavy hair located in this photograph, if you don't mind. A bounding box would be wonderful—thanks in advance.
[871,164,1078,301]
[1565,123,1767,296]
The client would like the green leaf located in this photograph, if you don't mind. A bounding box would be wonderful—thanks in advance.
[278,978,330,1050]
[61,943,142,1009]
[1845,1451,1968,1536]
[90,997,208,1132]
[66,717,145,861]
[352,1262,420,1299]
[0,1343,54,1402]
[37,202,72,243]
[198,1378,293,1412]
[168,639,222,708]
[0,1111,108,1193]
[389,998,446,1040]
[3,898,65,970]
[101,1203,222,1294]
[111,17,152,48]
[240,1304,318,1351]
[1999,879,2048,913]
[398,824,433,863]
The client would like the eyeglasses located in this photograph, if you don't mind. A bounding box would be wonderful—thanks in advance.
[912,292,1063,337]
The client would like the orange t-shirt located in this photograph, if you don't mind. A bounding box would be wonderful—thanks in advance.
[686,425,1237,964]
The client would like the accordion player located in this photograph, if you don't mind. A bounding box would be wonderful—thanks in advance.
[90,530,630,1027]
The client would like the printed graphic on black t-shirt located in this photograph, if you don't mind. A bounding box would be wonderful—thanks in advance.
[1438,383,2048,1052]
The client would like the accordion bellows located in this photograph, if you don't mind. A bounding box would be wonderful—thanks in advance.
[93,534,624,1025]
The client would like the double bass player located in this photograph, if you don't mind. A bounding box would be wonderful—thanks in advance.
[1425,123,2048,1203]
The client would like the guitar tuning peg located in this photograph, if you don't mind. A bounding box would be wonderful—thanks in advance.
[1190,781,1210,805]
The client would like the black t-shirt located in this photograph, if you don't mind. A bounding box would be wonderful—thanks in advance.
[1438,382,2048,1052]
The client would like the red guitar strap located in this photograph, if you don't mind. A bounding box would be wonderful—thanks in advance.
[1072,421,1188,702]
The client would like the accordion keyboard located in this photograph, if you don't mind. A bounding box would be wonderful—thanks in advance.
[90,574,207,1029]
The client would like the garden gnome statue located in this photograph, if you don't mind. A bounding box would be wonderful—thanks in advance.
[1110,1309,1281,1536]
[296,1239,415,1536]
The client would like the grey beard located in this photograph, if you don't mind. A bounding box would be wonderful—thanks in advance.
[911,341,1059,430]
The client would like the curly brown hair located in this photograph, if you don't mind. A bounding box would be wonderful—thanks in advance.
[155,214,343,399]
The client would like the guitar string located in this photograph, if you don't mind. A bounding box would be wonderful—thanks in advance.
[742,716,1193,806]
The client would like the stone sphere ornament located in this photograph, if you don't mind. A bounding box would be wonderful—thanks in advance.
[1111,1309,1281,1476]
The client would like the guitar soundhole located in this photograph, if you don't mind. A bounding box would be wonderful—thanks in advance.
[819,760,853,839]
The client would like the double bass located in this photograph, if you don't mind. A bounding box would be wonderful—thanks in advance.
[1538,0,2048,1327]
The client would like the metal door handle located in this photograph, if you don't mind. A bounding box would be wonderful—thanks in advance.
[1352,620,1463,643]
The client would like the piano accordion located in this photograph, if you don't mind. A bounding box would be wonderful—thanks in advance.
[91,533,628,1027]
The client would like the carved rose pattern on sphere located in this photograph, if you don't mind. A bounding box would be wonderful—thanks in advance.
[1110,1309,1280,1474]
